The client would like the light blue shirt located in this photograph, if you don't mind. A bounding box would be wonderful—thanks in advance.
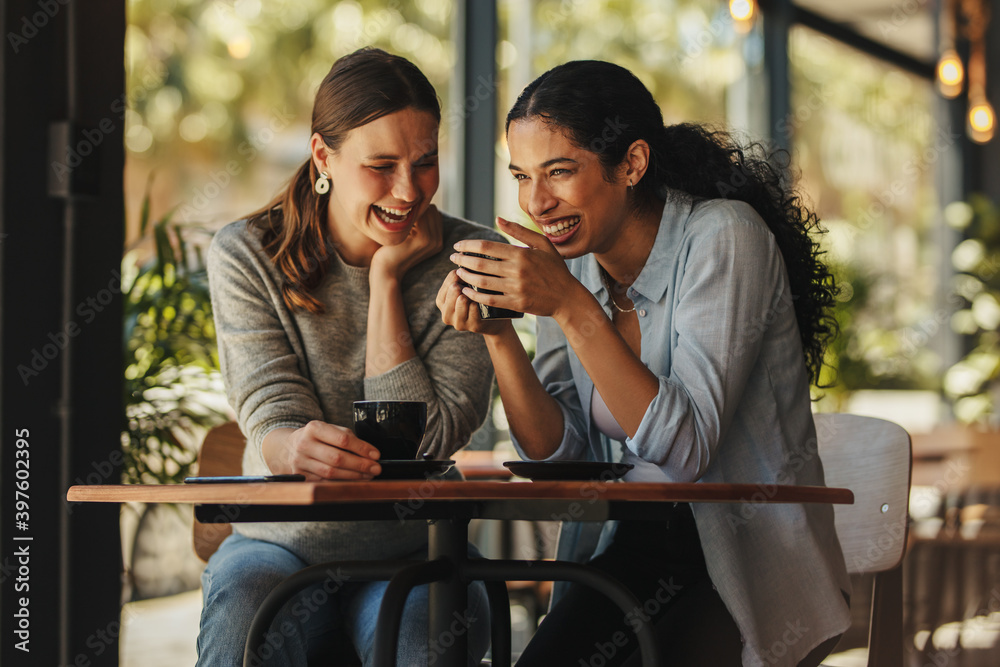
[513,195,851,667]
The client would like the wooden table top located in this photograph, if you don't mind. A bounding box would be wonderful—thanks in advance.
[67,479,854,506]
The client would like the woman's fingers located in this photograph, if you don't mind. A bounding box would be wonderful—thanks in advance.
[437,271,477,329]
[452,219,583,318]
[297,456,378,481]
[305,445,381,480]
[437,270,510,335]
[437,270,466,314]
[452,238,519,261]
[435,271,454,311]
[455,268,504,293]
[449,251,511,279]
[307,421,381,459]
[494,216,557,252]
[451,219,558,282]
[288,421,382,480]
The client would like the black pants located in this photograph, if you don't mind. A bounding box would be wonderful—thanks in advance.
[515,504,843,666]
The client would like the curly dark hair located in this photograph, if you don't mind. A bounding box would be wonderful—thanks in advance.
[507,60,837,385]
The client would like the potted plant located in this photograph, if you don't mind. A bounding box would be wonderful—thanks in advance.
[120,186,230,599]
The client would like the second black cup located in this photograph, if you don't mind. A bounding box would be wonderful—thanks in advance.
[353,400,428,461]
[461,252,523,320]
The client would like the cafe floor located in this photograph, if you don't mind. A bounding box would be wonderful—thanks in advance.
[121,590,201,667]
[118,590,876,667]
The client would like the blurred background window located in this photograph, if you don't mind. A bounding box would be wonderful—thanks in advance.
[495,0,748,225]
[125,0,458,242]
[123,0,956,433]
[789,25,945,424]
[124,0,953,436]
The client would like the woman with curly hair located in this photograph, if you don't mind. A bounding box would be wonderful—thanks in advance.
[438,60,849,666]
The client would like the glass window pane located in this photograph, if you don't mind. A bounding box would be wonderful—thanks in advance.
[496,0,750,224]
[125,0,456,235]
[789,25,942,395]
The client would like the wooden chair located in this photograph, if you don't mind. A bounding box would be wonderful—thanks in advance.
[192,421,245,561]
[815,413,912,667]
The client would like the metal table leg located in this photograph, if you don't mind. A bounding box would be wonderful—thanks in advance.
[371,531,511,667]
[241,522,488,667]
[371,559,453,667]
[242,531,661,667]
[427,518,471,667]
[482,579,511,667]
[462,559,664,667]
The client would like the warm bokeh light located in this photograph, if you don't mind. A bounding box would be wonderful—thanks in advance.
[968,98,996,143]
[227,35,253,59]
[936,49,964,98]
[729,0,755,22]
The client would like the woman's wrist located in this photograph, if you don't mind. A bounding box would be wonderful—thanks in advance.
[483,320,522,351]
[365,266,417,377]
[261,428,296,474]
[552,282,607,334]
[367,262,403,292]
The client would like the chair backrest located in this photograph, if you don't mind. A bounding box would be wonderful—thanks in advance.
[192,421,246,562]
[815,413,912,574]
[814,413,911,667]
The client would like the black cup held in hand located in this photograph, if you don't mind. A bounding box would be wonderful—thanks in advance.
[461,252,524,320]
[352,400,428,461]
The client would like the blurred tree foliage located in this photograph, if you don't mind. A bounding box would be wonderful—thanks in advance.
[520,0,746,124]
[790,27,943,401]
[126,0,455,164]
[942,195,1000,424]
[122,185,228,485]
[819,260,941,394]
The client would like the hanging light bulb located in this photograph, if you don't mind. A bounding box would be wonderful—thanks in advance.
[937,48,965,98]
[729,0,755,23]
[968,96,996,143]
[729,0,755,34]
[964,10,993,144]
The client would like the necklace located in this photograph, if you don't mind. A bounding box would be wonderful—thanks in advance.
[600,267,636,314]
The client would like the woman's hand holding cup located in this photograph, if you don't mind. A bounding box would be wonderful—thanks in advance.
[264,421,382,481]
[436,268,512,335]
[450,217,585,322]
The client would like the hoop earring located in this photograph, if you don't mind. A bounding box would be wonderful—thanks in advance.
[314,171,330,195]
[627,179,633,192]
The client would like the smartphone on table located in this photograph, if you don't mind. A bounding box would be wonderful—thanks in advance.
[183,474,306,484]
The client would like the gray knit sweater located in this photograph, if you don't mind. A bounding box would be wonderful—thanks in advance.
[207,213,501,564]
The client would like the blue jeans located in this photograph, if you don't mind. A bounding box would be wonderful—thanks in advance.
[197,533,490,667]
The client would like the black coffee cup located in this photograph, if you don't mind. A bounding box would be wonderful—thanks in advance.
[353,400,428,460]
[461,252,523,320]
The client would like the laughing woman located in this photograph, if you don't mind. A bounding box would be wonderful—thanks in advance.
[200,48,497,666]
[438,60,850,666]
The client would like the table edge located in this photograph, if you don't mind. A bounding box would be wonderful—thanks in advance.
[66,481,854,505]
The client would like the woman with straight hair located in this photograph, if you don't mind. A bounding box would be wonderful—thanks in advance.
[200,47,498,666]
[438,59,850,666]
